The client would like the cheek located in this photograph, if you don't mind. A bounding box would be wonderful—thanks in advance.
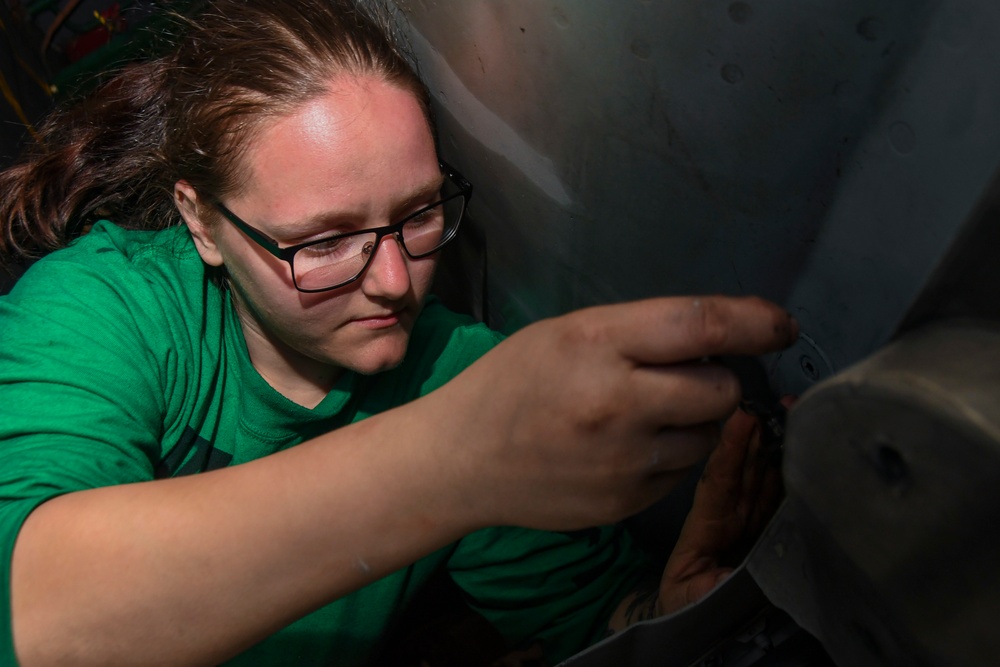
[213,224,286,284]
[410,256,440,295]
[222,251,318,330]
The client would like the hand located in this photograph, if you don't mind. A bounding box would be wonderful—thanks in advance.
[428,295,797,532]
[656,399,791,614]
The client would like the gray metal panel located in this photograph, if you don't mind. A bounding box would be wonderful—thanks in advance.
[396,0,1000,396]
[750,321,1000,667]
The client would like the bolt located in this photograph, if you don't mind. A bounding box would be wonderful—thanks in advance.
[799,354,819,380]
[721,63,744,84]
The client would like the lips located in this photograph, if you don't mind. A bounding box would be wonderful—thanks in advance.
[350,310,402,329]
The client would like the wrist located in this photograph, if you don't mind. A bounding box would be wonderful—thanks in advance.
[607,580,662,635]
[385,391,494,534]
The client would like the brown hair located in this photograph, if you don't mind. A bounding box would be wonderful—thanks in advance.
[0,0,431,269]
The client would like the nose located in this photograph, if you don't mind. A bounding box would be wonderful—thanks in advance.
[360,232,412,299]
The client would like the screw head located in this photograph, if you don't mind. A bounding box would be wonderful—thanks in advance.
[800,354,819,380]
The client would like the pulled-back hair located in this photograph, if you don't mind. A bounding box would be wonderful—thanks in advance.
[0,0,431,269]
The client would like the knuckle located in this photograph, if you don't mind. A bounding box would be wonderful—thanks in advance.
[691,298,731,351]
[555,314,610,350]
[561,363,632,435]
[715,366,742,406]
[575,389,627,434]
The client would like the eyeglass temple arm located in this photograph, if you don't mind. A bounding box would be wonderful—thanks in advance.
[440,160,473,197]
[213,203,292,261]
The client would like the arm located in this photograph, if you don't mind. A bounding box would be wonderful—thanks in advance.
[11,295,797,666]
[12,400,476,667]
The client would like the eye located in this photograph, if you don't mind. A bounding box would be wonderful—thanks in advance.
[302,235,355,260]
[407,203,444,227]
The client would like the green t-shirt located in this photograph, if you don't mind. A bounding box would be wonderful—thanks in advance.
[0,221,648,665]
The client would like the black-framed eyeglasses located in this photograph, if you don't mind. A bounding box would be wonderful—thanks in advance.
[211,161,473,293]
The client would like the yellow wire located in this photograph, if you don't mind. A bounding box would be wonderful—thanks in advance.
[15,54,53,96]
[0,11,52,100]
[0,68,41,143]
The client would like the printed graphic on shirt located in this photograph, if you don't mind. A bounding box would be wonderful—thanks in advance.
[154,426,233,478]
[564,526,626,589]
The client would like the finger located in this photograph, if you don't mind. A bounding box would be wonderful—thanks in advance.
[647,422,720,474]
[629,361,741,426]
[739,418,765,522]
[583,295,798,366]
[741,406,770,484]
[687,408,758,521]
[750,461,784,532]
[703,408,757,486]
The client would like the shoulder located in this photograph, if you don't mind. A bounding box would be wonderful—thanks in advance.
[1,221,223,397]
[0,222,229,469]
[24,220,200,287]
[5,221,212,322]
[9,221,196,292]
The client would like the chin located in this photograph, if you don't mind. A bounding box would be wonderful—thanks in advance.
[342,342,410,376]
[349,356,406,376]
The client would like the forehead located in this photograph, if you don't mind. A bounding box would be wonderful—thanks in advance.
[234,76,439,223]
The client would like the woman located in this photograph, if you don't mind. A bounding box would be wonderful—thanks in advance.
[0,1,796,665]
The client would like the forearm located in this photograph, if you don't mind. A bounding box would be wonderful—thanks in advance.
[11,398,473,667]
[10,295,798,665]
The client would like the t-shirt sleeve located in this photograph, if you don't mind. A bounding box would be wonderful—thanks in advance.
[0,252,166,664]
[448,524,651,664]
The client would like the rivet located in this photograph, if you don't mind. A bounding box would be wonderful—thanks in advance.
[728,2,753,24]
[630,38,651,60]
[889,121,916,155]
[857,17,885,41]
[553,7,570,28]
[721,63,744,84]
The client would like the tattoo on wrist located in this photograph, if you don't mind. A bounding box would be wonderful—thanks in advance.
[606,576,664,638]
[623,584,660,625]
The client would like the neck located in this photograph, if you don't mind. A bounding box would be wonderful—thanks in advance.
[250,348,340,410]
[231,297,342,410]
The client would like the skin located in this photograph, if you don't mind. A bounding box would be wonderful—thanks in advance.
[608,399,791,631]
[10,74,799,666]
[176,77,441,407]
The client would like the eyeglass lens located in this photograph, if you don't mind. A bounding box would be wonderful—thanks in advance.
[294,194,466,290]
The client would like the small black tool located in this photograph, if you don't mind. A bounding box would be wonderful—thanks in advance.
[716,355,786,457]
